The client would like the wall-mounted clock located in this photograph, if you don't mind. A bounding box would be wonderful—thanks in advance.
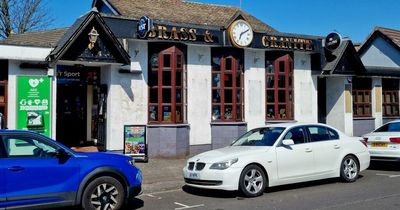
[229,19,254,48]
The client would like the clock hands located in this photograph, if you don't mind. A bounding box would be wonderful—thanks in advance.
[239,28,250,40]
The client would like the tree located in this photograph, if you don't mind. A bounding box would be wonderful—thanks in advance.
[0,0,54,39]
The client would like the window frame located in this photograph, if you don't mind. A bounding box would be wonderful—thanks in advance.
[382,79,399,117]
[211,50,244,122]
[266,53,294,121]
[148,45,186,124]
[352,78,372,117]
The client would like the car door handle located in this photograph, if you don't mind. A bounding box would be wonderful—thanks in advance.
[305,148,312,153]
[334,145,341,149]
[8,166,25,172]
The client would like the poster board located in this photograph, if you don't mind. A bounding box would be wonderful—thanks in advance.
[16,76,51,137]
[124,125,147,162]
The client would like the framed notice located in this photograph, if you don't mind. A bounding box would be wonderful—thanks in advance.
[124,125,147,161]
[16,76,51,137]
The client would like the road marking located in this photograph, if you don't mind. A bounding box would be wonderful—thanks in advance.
[174,202,205,210]
[145,194,162,199]
[376,173,400,178]
[138,188,181,197]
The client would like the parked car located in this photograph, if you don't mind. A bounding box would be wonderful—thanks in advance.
[363,120,400,161]
[0,130,142,210]
[183,123,370,197]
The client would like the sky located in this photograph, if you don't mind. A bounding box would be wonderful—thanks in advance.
[49,0,400,43]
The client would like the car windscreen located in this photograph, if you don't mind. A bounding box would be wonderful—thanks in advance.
[375,122,400,132]
[231,127,285,146]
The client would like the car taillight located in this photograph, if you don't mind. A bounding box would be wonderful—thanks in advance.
[390,137,400,143]
[363,137,368,143]
[360,140,368,147]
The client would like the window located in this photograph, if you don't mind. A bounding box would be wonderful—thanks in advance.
[352,78,372,117]
[382,79,399,117]
[231,127,285,146]
[283,127,306,144]
[1,135,58,158]
[148,45,186,123]
[266,53,294,120]
[211,49,244,121]
[307,126,335,142]
[375,122,400,132]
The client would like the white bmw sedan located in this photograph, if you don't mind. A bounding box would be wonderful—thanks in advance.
[183,123,370,197]
[363,120,400,161]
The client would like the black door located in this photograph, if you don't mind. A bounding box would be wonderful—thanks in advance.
[56,84,87,147]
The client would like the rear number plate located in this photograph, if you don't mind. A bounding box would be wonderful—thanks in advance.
[372,142,388,147]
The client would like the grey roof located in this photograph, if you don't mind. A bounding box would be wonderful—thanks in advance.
[0,28,68,48]
[323,40,350,72]
[322,40,366,75]
[96,0,277,33]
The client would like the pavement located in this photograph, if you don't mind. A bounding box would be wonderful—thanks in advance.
[135,158,187,194]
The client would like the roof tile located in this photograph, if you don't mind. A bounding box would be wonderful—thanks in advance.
[106,0,277,33]
[0,28,68,48]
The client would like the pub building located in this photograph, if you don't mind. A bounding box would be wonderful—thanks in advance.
[0,0,398,157]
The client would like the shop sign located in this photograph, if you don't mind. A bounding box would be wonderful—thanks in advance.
[324,32,342,51]
[138,22,217,44]
[16,76,51,137]
[137,16,153,38]
[261,35,314,51]
[57,66,99,85]
[124,125,147,161]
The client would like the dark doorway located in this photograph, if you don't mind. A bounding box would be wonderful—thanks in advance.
[56,84,87,147]
[318,77,327,123]
[56,65,105,149]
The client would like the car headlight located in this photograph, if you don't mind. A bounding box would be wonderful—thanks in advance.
[209,158,238,170]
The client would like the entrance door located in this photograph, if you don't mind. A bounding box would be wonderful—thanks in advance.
[56,84,87,147]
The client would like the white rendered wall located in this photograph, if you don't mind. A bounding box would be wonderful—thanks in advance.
[293,52,318,123]
[187,45,212,145]
[326,77,353,135]
[244,49,265,130]
[360,36,400,67]
[0,45,51,61]
[7,60,51,131]
[104,41,148,151]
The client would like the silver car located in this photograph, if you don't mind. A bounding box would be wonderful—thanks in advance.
[363,120,400,161]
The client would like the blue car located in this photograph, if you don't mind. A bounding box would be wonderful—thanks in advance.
[0,130,142,210]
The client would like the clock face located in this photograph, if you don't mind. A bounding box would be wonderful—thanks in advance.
[229,20,253,47]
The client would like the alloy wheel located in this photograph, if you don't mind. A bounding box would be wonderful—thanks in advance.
[343,157,358,180]
[90,183,119,210]
[243,169,264,194]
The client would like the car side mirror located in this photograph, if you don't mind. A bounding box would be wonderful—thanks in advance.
[56,148,71,161]
[282,139,295,146]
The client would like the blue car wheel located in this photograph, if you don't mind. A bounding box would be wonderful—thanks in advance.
[82,176,125,210]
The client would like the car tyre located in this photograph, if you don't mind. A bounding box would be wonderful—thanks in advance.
[239,165,267,197]
[82,176,125,210]
[340,155,359,183]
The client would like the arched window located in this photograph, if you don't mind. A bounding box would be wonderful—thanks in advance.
[211,49,244,121]
[148,46,186,123]
[266,53,294,120]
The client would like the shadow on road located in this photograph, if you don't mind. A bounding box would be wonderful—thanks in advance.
[182,176,362,199]
[54,198,144,210]
[182,185,239,198]
[368,161,400,171]
[122,197,144,209]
